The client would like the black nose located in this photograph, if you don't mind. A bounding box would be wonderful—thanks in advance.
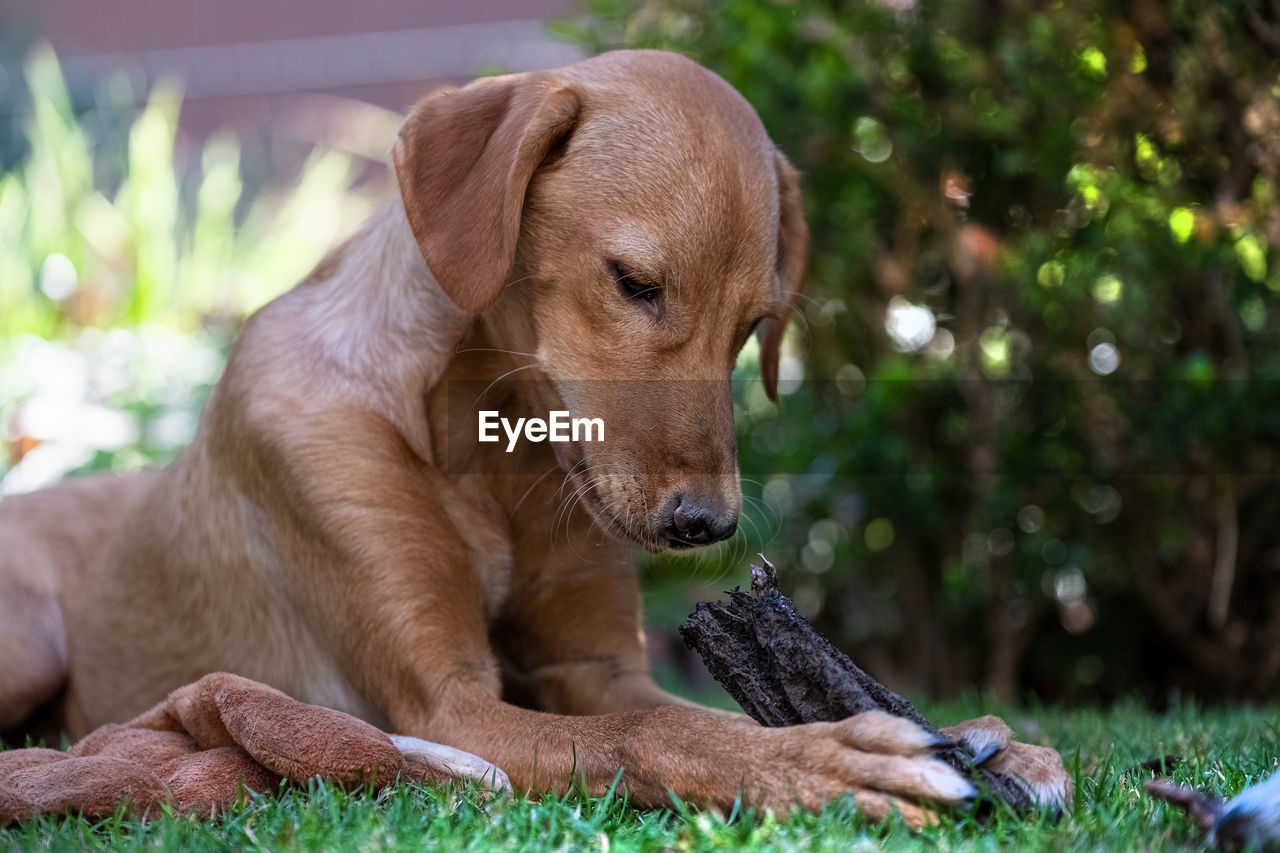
[668,495,738,547]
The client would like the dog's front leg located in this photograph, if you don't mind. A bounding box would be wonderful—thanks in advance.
[335,521,973,822]
[406,682,978,824]
[491,542,748,721]
[490,538,703,716]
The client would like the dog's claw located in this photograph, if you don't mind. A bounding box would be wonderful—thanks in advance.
[923,760,979,801]
[969,741,1000,766]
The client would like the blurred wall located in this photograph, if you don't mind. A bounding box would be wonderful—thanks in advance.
[1,0,582,139]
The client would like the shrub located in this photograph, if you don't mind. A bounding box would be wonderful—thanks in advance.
[561,0,1280,702]
[0,44,384,491]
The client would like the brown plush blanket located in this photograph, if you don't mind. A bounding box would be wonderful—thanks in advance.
[0,672,509,824]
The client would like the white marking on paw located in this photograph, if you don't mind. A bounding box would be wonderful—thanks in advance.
[389,735,512,793]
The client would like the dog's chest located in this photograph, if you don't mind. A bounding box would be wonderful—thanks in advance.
[451,497,516,619]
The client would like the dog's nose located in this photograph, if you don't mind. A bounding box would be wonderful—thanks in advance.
[669,495,737,547]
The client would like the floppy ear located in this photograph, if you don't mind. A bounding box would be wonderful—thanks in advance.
[393,73,583,314]
[758,150,808,402]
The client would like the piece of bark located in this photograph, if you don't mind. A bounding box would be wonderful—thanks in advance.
[679,555,1034,811]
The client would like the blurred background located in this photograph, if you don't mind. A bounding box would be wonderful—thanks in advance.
[1,0,1278,707]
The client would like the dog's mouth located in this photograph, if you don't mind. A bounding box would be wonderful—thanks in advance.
[558,451,677,553]
[569,471,669,552]
[554,434,729,554]
[575,488,718,554]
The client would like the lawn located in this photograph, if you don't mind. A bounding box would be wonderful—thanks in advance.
[3,701,1275,852]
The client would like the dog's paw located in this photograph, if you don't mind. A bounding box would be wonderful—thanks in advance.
[942,715,1073,814]
[389,735,512,796]
[751,711,977,827]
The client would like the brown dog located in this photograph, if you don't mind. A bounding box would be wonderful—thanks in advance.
[0,50,1070,823]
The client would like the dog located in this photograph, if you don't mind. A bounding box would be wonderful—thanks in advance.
[0,50,1070,824]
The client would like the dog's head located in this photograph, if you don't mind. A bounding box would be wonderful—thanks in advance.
[395,50,807,553]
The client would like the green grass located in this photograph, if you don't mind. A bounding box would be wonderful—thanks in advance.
[4,701,1277,851]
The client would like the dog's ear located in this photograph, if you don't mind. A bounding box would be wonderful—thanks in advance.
[393,74,582,314]
[758,150,808,402]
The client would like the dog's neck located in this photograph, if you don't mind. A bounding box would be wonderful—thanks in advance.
[299,199,469,372]
[284,198,559,478]
[287,198,473,464]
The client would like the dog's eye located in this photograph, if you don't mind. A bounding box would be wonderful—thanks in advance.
[608,260,662,316]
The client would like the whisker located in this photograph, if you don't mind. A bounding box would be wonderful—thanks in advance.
[507,463,562,520]
[470,362,541,410]
[502,273,540,291]
[455,346,540,360]
[554,475,606,561]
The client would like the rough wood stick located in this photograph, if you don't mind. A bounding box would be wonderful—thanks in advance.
[679,555,1034,811]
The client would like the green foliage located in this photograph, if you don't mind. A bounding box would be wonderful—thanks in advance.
[4,703,1277,850]
[0,44,380,486]
[564,0,1280,702]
